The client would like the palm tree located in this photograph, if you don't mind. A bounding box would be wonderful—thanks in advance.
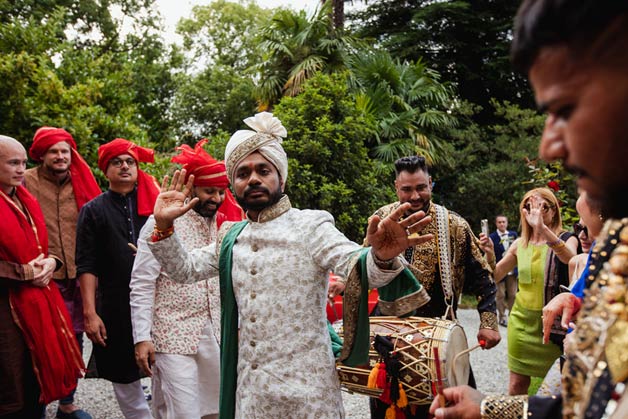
[251,2,362,110]
[347,49,458,169]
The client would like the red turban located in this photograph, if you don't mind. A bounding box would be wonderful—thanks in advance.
[171,139,243,225]
[29,127,101,210]
[97,138,159,216]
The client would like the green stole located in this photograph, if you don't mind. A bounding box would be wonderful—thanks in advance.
[218,223,423,419]
[218,221,248,419]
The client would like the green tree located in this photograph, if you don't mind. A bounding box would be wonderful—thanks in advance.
[273,72,394,241]
[170,64,257,143]
[434,100,546,230]
[176,0,271,71]
[0,1,180,181]
[252,2,363,110]
[349,0,533,123]
[347,49,457,168]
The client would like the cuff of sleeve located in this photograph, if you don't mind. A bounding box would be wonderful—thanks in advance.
[480,312,499,331]
[51,256,63,272]
[21,263,34,281]
[368,250,403,272]
[481,395,528,419]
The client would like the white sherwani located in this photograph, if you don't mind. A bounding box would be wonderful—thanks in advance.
[131,212,221,418]
[148,196,403,419]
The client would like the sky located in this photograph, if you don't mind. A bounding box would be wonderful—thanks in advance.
[155,0,324,44]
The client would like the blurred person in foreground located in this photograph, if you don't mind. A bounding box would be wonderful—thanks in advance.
[130,140,242,419]
[430,1,628,418]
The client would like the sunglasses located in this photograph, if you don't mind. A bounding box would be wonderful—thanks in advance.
[110,158,137,168]
[523,202,553,213]
[573,222,588,237]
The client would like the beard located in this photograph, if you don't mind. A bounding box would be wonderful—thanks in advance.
[45,160,70,175]
[235,184,283,212]
[193,199,221,218]
[598,186,628,219]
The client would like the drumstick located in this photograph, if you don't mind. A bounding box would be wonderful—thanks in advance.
[433,347,446,408]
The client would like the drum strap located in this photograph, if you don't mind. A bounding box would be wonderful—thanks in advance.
[435,204,456,320]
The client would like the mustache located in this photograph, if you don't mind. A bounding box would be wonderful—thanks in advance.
[564,163,587,177]
[198,200,220,207]
[244,185,269,197]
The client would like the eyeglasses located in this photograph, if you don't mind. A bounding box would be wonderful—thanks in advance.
[523,202,553,213]
[573,222,588,238]
[109,158,137,168]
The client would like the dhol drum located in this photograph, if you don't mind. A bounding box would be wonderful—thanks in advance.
[335,316,470,405]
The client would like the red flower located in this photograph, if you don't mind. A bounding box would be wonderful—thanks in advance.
[547,180,560,192]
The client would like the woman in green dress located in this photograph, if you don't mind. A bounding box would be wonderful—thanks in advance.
[481,187,579,395]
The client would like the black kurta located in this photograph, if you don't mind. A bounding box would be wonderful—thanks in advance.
[76,188,147,383]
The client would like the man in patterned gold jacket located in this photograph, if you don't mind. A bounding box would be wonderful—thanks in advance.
[430,1,628,418]
[366,155,501,419]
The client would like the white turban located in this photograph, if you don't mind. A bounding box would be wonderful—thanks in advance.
[224,112,289,184]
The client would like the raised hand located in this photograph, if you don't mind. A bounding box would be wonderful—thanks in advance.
[153,169,199,230]
[366,202,434,261]
[523,194,546,231]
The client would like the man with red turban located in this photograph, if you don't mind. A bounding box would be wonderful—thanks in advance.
[0,135,84,418]
[130,139,242,419]
[25,126,100,419]
[76,138,159,419]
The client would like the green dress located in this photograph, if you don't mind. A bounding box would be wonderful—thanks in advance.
[507,243,562,377]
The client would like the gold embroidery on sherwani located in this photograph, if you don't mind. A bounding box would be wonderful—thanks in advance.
[562,218,628,418]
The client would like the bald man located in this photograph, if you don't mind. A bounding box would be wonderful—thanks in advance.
[0,136,83,418]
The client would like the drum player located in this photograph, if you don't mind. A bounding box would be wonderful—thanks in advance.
[362,155,501,419]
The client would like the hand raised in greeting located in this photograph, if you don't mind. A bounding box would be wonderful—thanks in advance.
[153,169,199,230]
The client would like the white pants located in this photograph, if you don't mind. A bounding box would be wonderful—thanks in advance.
[112,380,153,419]
[152,322,220,419]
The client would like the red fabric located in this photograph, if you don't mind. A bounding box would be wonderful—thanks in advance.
[171,139,243,225]
[0,187,84,404]
[29,127,101,209]
[98,138,159,216]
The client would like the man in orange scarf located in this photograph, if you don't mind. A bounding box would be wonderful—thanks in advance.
[25,127,100,419]
[0,135,84,418]
[77,138,159,419]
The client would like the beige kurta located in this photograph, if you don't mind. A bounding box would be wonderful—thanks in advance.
[148,196,404,419]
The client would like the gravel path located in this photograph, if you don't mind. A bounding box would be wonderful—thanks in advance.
[44,309,508,418]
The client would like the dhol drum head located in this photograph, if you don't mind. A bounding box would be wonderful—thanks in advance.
[336,316,470,405]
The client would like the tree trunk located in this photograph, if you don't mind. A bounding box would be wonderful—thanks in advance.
[321,0,344,30]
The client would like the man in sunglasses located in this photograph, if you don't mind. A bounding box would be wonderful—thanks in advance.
[76,139,159,419]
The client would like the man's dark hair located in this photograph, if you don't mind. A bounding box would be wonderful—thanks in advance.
[394,156,429,177]
[511,0,628,73]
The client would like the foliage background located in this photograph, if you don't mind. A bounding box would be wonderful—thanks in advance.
[0,0,579,242]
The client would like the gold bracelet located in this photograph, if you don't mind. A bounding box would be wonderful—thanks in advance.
[480,395,528,419]
[372,250,396,269]
[546,238,563,248]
